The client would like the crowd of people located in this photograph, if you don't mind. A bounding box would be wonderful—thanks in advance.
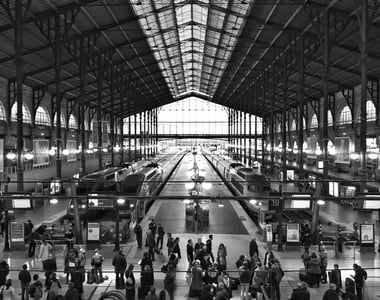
[0,217,372,300]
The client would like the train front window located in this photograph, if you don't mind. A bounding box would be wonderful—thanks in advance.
[121,175,144,194]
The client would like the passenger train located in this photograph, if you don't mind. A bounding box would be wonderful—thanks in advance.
[204,151,312,231]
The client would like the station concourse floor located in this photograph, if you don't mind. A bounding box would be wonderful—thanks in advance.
[1,153,380,299]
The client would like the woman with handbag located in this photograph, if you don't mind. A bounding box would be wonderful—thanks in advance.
[125,264,135,300]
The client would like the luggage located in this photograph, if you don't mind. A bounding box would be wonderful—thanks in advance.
[87,269,95,284]
[157,252,167,263]
[116,277,125,289]
[138,285,149,299]
[299,268,308,282]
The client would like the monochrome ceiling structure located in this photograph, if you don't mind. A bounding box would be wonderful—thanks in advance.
[0,0,380,118]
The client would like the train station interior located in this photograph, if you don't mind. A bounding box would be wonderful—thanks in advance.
[0,1,380,300]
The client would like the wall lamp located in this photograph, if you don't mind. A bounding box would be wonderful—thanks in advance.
[349,152,360,161]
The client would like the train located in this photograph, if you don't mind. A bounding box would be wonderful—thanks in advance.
[204,151,312,231]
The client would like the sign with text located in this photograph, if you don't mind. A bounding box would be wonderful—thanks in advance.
[286,223,300,243]
[360,224,374,245]
[10,222,24,242]
[87,222,100,241]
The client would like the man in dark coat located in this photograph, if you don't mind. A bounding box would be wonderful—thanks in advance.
[112,250,127,289]
[289,282,310,300]
[70,270,85,297]
[249,238,259,258]
[134,223,143,249]
[18,264,32,300]
[64,282,81,300]
[322,284,339,300]
[156,223,165,249]
[43,254,57,288]
[0,259,10,286]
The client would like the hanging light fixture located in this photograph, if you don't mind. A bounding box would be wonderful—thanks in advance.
[6,150,16,160]
[24,152,34,160]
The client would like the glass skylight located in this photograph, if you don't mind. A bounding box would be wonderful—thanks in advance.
[130,0,253,98]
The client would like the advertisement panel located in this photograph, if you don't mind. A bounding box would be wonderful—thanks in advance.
[286,223,300,243]
[360,224,374,244]
[87,222,100,241]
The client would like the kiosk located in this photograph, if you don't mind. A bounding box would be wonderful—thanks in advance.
[10,222,24,250]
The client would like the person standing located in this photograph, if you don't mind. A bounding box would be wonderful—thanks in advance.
[26,230,38,258]
[70,270,85,299]
[351,264,367,300]
[206,235,214,262]
[146,230,156,262]
[134,223,143,249]
[289,282,310,300]
[238,261,251,300]
[112,250,127,289]
[0,259,9,287]
[319,246,328,284]
[47,273,61,300]
[0,279,16,300]
[216,243,227,272]
[64,228,75,250]
[249,238,259,258]
[308,252,321,288]
[186,239,194,269]
[322,283,339,300]
[166,233,174,256]
[330,264,342,292]
[24,220,34,237]
[156,224,165,250]
[189,260,204,299]
[125,264,136,300]
[38,240,53,266]
[301,247,311,269]
[148,220,157,237]
[91,249,104,283]
[140,252,153,272]
[43,254,57,289]
[268,260,284,300]
[144,286,159,300]
[29,274,43,300]
[163,265,176,300]
[18,264,31,300]
[171,237,181,259]
[63,282,80,300]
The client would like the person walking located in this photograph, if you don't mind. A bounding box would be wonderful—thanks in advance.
[112,250,127,289]
[63,282,80,300]
[156,224,165,249]
[26,230,38,258]
[29,275,43,300]
[206,235,214,262]
[166,233,174,256]
[134,223,143,249]
[91,249,104,283]
[125,264,136,300]
[18,264,32,300]
[163,265,176,300]
[0,279,16,300]
[216,243,227,272]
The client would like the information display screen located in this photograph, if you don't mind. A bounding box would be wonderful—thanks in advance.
[10,222,24,242]
[360,224,374,244]
[12,199,32,209]
[88,195,114,208]
[286,223,300,243]
[363,201,380,209]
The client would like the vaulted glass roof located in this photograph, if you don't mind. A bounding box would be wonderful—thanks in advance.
[131,0,253,99]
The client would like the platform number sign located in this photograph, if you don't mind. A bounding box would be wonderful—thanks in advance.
[268,192,283,210]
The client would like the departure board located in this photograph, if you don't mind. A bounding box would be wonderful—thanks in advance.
[88,195,114,208]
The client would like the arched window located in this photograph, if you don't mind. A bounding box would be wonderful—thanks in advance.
[68,114,78,129]
[366,100,376,121]
[0,102,6,121]
[327,110,333,126]
[11,103,32,123]
[35,106,50,125]
[290,120,296,131]
[338,105,352,125]
[54,112,66,128]
[310,114,318,129]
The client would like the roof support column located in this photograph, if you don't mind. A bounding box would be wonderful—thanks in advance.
[281,52,288,184]
[119,73,125,164]
[96,56,103,170]
[254,85,258,163]
[15,0,28,191]
[359,0,369,192]
[298,35,305,186]
[243,102,247,166]
[228,109,231,156]
[110,67,115,166]
[54,15,63,179]
[248,90,252,166]
[270,71,275,174]
[155,108,158,155]
[79,37,86,174]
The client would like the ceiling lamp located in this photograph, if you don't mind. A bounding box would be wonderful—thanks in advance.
[6,150,16,160]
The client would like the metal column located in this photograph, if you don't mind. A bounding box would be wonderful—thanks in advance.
[96,57,103,170]
[79,38,86,174]
[282,52,288,184]
[110,67,115,166]
[55,16,63,179]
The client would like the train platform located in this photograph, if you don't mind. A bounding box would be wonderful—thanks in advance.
[0,153,379,299]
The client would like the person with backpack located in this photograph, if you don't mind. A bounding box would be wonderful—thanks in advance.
[29,275,43,300]
[47,273,61,300]
[268,260,284,300]
[91,249,104,283]
[351,264,367,300]
[238,261,251,300]
[18,264,32,300]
